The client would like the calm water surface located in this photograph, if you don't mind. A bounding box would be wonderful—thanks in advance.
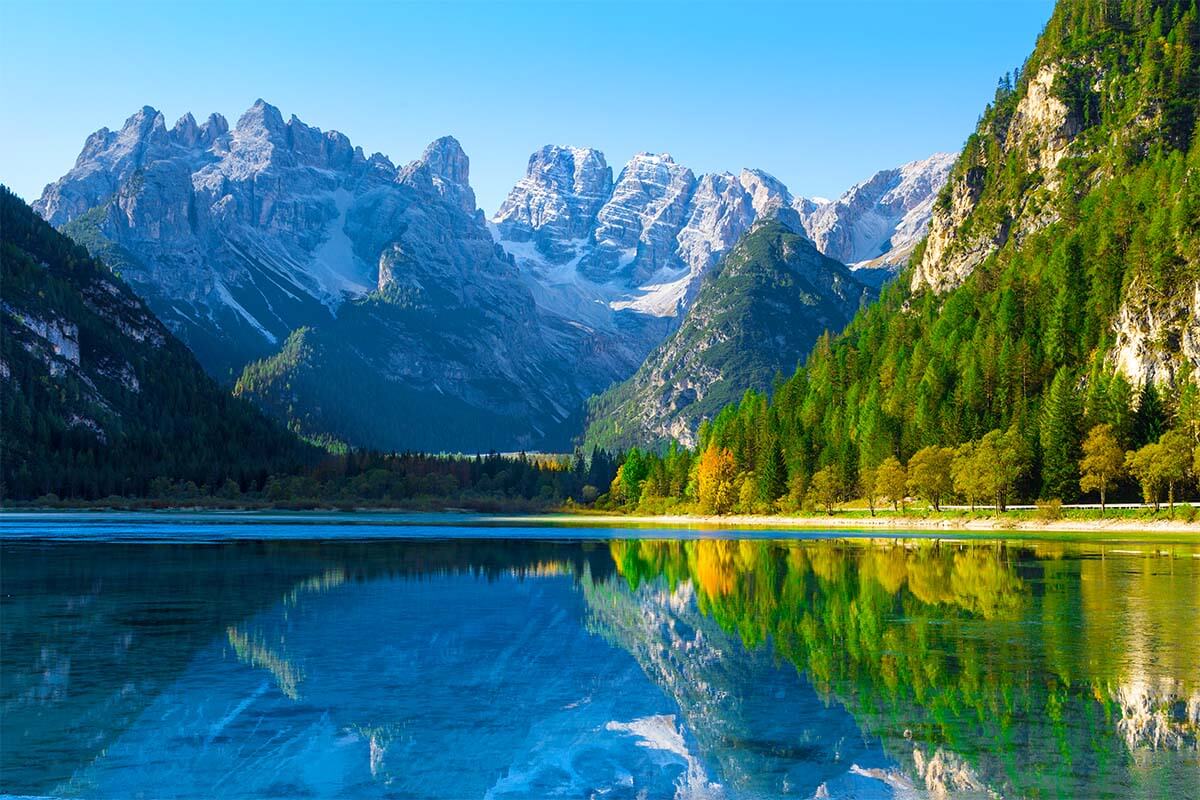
[1,514,1198,799]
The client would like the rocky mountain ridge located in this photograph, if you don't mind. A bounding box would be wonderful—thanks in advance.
[491,147,952,338]
[798,151,956,286]
[34,101,953,452]
[35,101,634,451]
[35,101,502,378]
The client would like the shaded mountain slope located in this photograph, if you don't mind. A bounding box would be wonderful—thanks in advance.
[0,186,309,499]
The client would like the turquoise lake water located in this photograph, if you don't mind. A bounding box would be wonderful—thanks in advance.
[1,513,1197,798]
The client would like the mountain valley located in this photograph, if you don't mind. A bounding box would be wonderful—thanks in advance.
[30,105,952,452]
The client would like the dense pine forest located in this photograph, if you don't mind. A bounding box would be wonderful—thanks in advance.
[0,186,313,499]
[599,0,1200,516]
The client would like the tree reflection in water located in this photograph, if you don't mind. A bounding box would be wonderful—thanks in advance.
[602,539,1200,798]
[2,536,1196,799]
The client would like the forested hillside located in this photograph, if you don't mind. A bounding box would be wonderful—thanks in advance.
[599,0,1200,512]
[0,187,311,499]
[583,220,872,453]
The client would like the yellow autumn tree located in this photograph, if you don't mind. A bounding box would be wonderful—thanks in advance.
[1079,424,1124,514]
[698,444,736,515]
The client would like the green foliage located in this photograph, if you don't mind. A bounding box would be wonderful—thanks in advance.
[1123,428,1194,509]
[808,466,843,513]
[875,456,908,511]
[1079,423,1126,510]
[1035,497,1064,521]
[1040,368,1082,500]
[1126,441,1167,508]
[597,0,1200,514]
[906,445,954,511]
[620,447,650,502]
[975,428,1032,512]
[583,222,870,452]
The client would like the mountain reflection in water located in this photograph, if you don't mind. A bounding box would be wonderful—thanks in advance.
[1,534,1197,799]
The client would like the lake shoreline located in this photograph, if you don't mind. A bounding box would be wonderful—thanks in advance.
[4,505,1199,536]
[506,512,1200,535]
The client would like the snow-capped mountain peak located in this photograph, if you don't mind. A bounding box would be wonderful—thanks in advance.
[490,145,945,329]
[795,152,955,280]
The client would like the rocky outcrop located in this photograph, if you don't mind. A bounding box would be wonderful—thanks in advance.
[910,63,1085,294]
[909,163,993,293]
[491,145,612,260]
[397,135,478,217]
[581,153,696,284]
[910,747,990,798]
[1109,279,1200,388]
[1007,63,1079,180]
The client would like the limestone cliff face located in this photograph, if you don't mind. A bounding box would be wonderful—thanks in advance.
[911,63,1083,295]
[910,164,993,294]
[904,8,1199,395]
[1007,63,1080,179]
[491,145,613,259]
[1109,279,1200,388]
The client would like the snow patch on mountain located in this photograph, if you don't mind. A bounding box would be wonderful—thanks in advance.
[491,147,953,341]
[308,188,374,304]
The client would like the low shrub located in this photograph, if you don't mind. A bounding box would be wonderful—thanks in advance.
[1035,498,1063,522]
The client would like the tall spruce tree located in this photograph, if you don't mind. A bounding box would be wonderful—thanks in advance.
[1040,368,1082,500]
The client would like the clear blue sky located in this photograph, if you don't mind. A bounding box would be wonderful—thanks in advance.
[1,0,1054,213]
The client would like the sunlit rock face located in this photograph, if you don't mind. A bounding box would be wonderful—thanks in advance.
[581,153,697,285]
[910,64,1080,295]
[796,152,955,287]
[492,145,613,260]
[491,146,950,367]
[1108,277,1200,389]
